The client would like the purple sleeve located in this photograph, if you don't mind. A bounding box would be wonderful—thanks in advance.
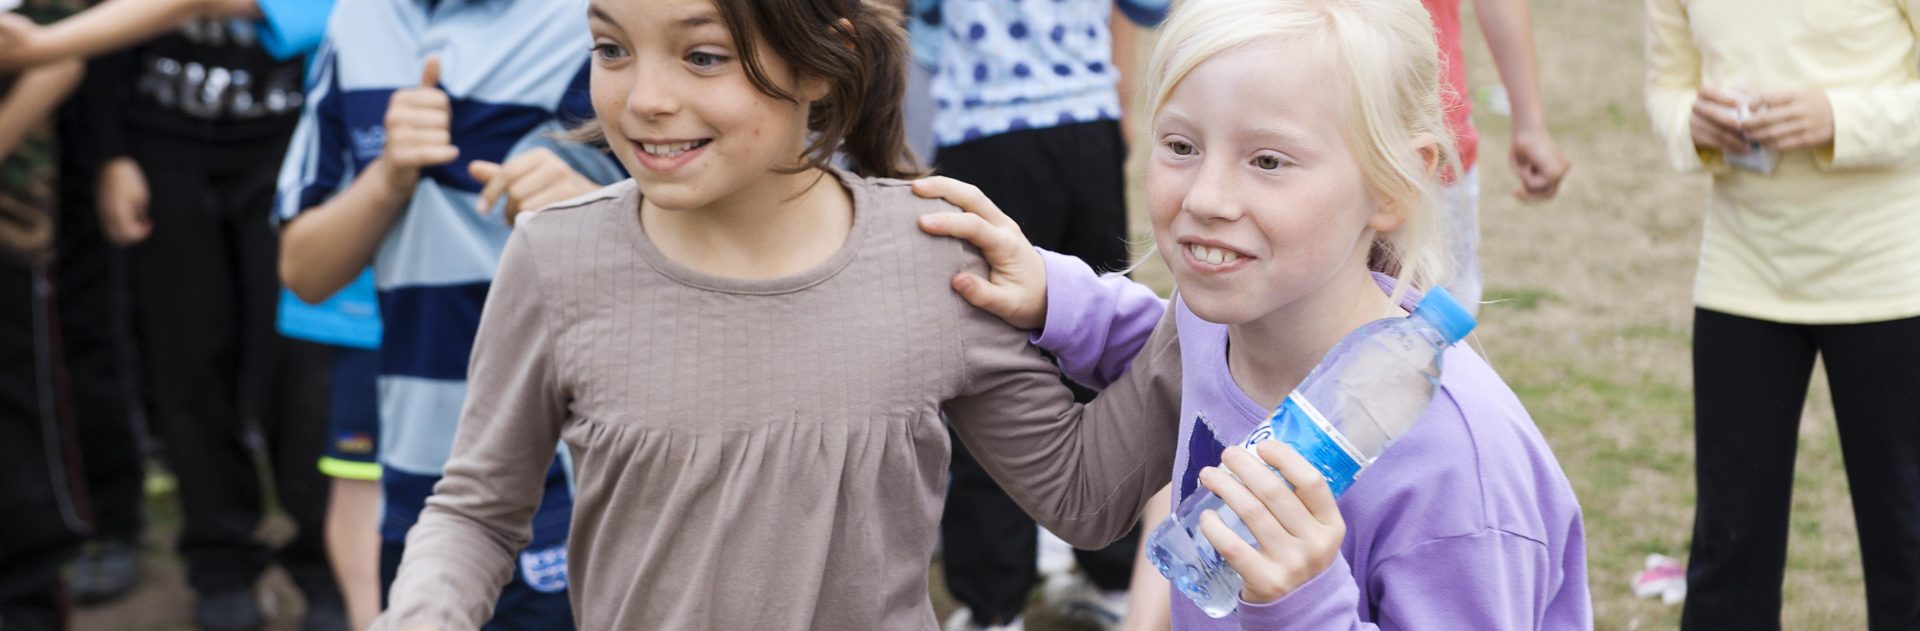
[1236,531,1560,630]
[1029,249,1169,390]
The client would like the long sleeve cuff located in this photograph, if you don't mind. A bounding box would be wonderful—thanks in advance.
[1825,84,1920,169]
[1235,554,1365,630]
[1030,248,1167,390]
[1648,90,1727,173]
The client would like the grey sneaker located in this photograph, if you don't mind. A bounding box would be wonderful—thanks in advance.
[302,598,349,631]
[70,540,142,605]
[193,588,264,631]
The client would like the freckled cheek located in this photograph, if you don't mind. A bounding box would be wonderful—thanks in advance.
[590,86,625,130]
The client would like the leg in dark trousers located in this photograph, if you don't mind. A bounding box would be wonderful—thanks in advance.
[127,133,271,597]
[0,260,90,631]
[265,336,338,605]
[934,121,1135,623]
[56,107,146,550]
[1814,316,1920,630]
[941,430,1040,623]
[1072,524,1141,592]
[55,155,151,605]
[1682,309,1816,631]
[223,142,340,609]
[57,202,145,542]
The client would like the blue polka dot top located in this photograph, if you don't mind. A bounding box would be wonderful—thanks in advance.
[917,0,1171,147]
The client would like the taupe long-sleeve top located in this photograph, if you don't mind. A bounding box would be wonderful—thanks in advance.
[375,170,1183,631]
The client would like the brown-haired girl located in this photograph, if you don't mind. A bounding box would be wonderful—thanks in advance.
[372,0,1184,629]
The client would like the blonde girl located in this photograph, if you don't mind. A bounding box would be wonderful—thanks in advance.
[917,0,1591,627]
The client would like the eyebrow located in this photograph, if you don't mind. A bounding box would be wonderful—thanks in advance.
[586,6,722,30]
[1160,107,1323,154]
[677,14,721,29]
[1250,124,1319,150]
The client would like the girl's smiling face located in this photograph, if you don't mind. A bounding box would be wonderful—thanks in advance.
[587,0,828,211]
[1148,39,1405,326]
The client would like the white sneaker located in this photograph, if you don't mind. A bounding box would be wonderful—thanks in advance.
[1043,572,1128,631]
[943,608,1024,631]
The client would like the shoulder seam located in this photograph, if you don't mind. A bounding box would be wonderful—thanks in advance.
[1372,527,1551,574]
[536,185,627,215]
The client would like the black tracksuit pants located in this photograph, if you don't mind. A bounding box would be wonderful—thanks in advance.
[1683,308,1920,631]
[123,130,336,602]
[0,259,89,631]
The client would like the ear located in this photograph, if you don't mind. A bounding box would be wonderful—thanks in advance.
[1415,133,1444,182]
[1366,134,1442,234]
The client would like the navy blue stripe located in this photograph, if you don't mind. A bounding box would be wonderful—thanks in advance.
[380,461,574,543]
[557,61,595,128]
[327,347,381,432]
[341,92,561,194]
[378,283,491,381]
[380,469,437,541]
[282,46,349,222]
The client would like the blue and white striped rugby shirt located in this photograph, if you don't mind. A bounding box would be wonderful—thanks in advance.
[274,0,623,549]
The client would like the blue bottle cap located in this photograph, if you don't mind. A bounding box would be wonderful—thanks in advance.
[1414,286,1476,344]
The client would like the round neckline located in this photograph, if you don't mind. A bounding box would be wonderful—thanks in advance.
[617,168,869,296]
[1219,337,1282,422]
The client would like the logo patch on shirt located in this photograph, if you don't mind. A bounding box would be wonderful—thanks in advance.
[333,431,374,456]
[518,544,569,594]
[350,126,387,161]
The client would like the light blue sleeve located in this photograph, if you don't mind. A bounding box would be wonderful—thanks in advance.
[277,269,382,349]
[254,0,336,60]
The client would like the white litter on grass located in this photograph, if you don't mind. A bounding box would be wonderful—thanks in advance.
[1631,553,1687,605]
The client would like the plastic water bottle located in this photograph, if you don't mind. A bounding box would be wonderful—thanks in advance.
[1146,287,1476,617]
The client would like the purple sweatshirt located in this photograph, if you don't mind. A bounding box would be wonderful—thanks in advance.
[1034,251,1592,630]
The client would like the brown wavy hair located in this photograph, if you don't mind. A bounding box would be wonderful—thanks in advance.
[579,0,924,180]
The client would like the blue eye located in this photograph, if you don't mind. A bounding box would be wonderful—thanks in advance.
[592,43,627,61]
[687,51,728,67]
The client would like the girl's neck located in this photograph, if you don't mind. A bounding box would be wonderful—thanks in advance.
[1224,264,1403,410]
[640,168,854,280]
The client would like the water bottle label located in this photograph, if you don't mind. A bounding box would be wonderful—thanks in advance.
[1256,393,1370,496]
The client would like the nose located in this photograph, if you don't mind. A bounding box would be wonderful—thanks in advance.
[1181,156,1246,223]
[626,61,680,120]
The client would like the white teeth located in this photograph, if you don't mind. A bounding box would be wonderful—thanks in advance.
[641,140,703,157]
[1188,243,1241,266]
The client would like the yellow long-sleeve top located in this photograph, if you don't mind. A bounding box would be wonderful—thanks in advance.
[1646,0,1920,324]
